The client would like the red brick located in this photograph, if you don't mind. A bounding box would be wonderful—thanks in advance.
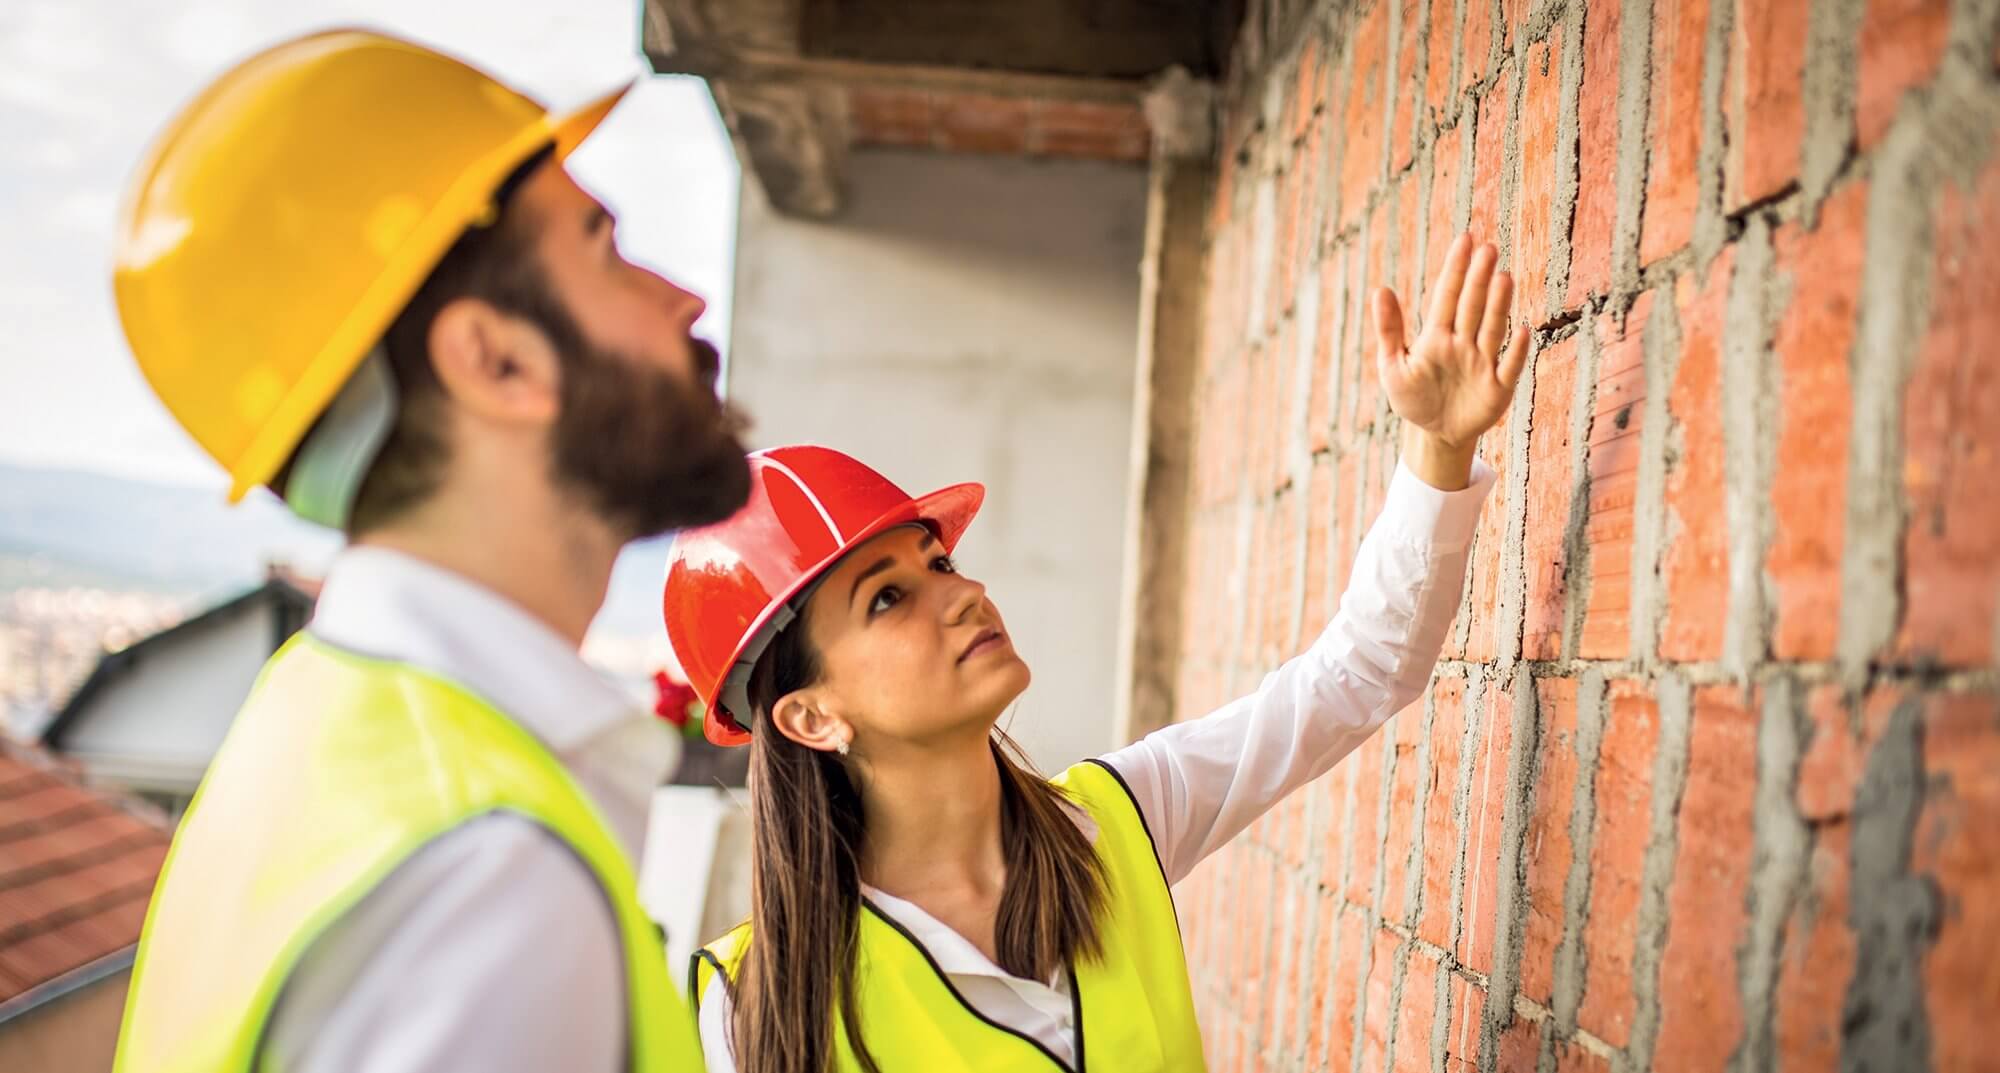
[1393,0,1425,173]
[1037,99,1148,160]
[1517,32,1566,326]
[1797,686,1884,823]
[1419,677,1472,948]
[1462,385,1518,661]
[934,93,1032,155]
[849,87,934,147]
[1768,181,1865,661]
[1895,157,2000,668]
[1353,197,1395,434]
[1399,175,1426,345]
[1341,2,1393,234]
[1723,0,1806,211]
[1553,1039,1613,1073]
[1522,331,1583,661]
[1303,108,1329,253]
[1395,945,1445,1070]
[1570,0,1624,306]
[1639,0,1711,266]
[1330,450,1365,617]
[1462,0,1496,98]
[1659,248,1736,662]
[1303,453,1337,634]
[1382,719,1426,923]
[1459,674,1519,976]
[1654,685,1756,1072]
[1520,677,1581,1006]
[1497,1015,1542,1070]
[1305,890,1343,1065]
[1247,343,1274,497]
[1577,682,1658,1048]
[1278,168,1303,329]
[1578,295,1653,659]
[1290,36,1321,146]
[1263,497,1291,661]
[1361,930,1403,1070]
[1282,888,1318,1046]
[1444,975,1487,1071]
[1320,907,1371,1070]
[1310,256,1342,452]
[1776,821,1853,1073]
[1469,80,1510,250]
[1917,692,2000,1073]
[1857,0,1950,151]
[1344,730,1392,905]
[1274,319,1301,491]
[1427,0,1464,123]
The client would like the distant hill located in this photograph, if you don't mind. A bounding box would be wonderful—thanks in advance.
[0,462,336,597]
[0,461,673,641]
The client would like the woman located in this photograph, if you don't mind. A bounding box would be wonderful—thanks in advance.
[662,233,1527,1072]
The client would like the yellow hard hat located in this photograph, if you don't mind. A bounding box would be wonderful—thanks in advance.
[114,29,630,506]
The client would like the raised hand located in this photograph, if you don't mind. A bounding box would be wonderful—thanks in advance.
[1372,233,1530,488]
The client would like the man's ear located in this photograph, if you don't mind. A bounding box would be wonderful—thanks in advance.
[769,688,852,755]
[427,298,561,424]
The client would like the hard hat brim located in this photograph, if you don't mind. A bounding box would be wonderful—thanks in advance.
[701,481,987,747]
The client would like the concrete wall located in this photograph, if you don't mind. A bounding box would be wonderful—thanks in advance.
[57,600,276,793]
[727,148,1148,773]
[0,971,128,1073]
[1170,0,2000,1070]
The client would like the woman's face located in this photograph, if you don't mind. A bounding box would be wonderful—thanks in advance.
[795,525,1030,750]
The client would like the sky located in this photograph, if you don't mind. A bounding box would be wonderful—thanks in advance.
[0,0,740,489]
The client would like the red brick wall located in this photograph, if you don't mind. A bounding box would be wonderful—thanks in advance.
[1172,0,1999,1070]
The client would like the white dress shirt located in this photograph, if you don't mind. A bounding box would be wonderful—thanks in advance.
[260,547,681,1073]
[698,459,1496,1070]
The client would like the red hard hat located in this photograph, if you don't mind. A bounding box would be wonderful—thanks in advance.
[662,445,985,746]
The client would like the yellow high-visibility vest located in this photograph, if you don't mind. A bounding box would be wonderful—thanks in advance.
[115,634,703,1072]
[694,759,1205,1071]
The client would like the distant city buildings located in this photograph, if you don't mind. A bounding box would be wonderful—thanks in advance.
[0,586,188,739]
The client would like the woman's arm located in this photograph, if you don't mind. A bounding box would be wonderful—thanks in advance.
[1099,233,1528,885]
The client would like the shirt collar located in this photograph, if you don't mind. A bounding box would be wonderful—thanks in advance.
[307,545,671,766]
[862,886,1023,981]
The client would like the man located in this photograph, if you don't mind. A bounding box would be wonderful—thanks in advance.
[111,30,746,1071]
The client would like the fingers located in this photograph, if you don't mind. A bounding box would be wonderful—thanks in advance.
[1478,271,1515,360]
[1373,287,1407,360]
[1454,243,1499,341]
[1498,324,1531,393]
[1426,234,1473,332]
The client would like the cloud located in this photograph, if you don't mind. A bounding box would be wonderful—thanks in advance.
[0,0,738,486]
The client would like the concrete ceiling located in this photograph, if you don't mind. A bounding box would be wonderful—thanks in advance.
[642,0,1238,217]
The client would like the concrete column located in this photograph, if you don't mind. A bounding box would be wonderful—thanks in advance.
[1112,69,1216,745]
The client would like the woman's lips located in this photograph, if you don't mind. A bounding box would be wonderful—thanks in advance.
[960,628,1006,663]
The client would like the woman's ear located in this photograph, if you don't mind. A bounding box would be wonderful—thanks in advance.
[769,689,852,755]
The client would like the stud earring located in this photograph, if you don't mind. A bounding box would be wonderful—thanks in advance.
[836,737,850,757]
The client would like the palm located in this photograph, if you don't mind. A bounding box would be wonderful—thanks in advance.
[1373,234,1530,450]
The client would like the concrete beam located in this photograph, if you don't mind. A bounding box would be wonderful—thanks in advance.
[712,81,847,219]
[1112,71,1216,745]
[643,0,1163,218]
[797,0,1222,80]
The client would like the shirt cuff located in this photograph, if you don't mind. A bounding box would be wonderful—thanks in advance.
[1374,457,1498,551]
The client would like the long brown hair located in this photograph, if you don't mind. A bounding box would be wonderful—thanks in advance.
[727,610,1108,1073]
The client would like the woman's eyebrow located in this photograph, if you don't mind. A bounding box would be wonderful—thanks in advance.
[848,534,938,608]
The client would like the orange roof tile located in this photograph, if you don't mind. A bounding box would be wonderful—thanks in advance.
[0,740,170,1007]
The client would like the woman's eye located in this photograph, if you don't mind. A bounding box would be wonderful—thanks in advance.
[869,586,903,616]
[932,555,958,574]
